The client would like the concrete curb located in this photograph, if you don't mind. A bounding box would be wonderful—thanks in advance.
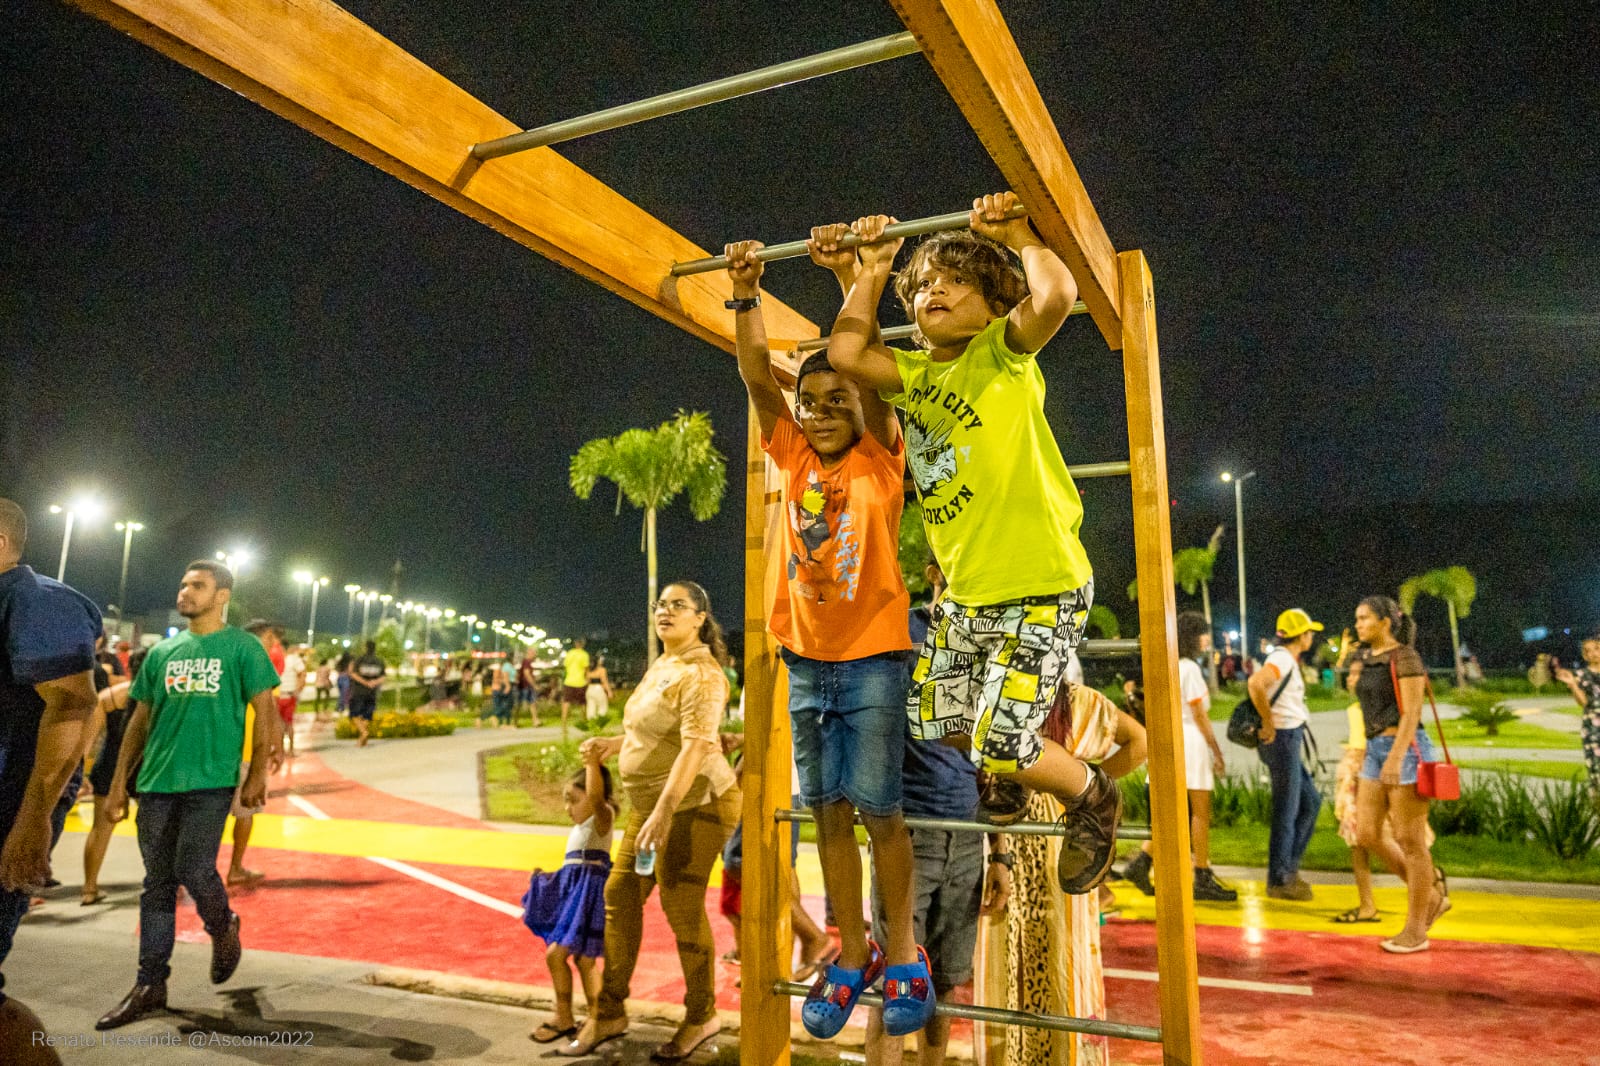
[362,965,975,1057]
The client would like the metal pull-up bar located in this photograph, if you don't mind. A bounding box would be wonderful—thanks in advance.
[670,205,1029,277]
[772,981,1162,1043]
[471,31,920,161]
[792,302,1088,352]
[776,808,1152,842]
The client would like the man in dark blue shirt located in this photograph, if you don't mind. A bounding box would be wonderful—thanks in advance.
[0,499,101,1060]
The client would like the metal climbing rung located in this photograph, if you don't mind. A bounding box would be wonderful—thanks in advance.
[1079,636,1141,657]
[776,808,1151,842]
[772,981,1162,1043]
[791,301,1088,352]
[471,32,920,161]
[671,204,1028,277]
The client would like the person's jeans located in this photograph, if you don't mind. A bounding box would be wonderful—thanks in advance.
[1258,726,1321,887]
[134,787,236,984]
[599,788,740,1026]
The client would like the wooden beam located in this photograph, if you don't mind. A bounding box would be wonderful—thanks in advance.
[888,0,1123,348]
[63,0,820,355]
[1120,248,1202,1065]
[739,402,794,1066]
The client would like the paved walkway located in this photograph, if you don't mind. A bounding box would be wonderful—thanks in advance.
[11,711,1598,1065]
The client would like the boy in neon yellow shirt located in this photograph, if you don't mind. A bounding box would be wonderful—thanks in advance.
[826,195,1119,894]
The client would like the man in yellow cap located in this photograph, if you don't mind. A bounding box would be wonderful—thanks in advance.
[1247,608,1324,901]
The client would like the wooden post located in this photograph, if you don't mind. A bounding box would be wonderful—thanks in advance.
[1119,249,1202,1065]
[739,402,793,1066]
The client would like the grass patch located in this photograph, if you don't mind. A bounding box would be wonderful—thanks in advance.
[1436,717,1578,750]
[1459,759,1587,782]
[1200,806,1600,885]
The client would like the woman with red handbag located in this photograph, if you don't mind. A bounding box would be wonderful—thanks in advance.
[1350,595,1450,954]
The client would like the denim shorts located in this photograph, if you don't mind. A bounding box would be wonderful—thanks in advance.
[1360,731,1438,785]
[870,826,984,994]
[782,649,909,817]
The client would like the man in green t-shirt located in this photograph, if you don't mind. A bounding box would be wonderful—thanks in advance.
[95,560,282,1031]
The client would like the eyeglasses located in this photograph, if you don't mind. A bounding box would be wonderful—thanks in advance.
[652,598,698,615]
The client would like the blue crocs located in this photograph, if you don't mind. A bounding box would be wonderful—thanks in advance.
[880,945,936,1037]
[801,940,885,1040]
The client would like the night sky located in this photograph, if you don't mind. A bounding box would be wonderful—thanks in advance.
[4,1,1597,661]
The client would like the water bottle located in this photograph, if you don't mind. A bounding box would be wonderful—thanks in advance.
[634,846,657,877]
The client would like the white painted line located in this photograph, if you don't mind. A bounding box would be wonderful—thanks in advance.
[283,793,524,919]
[1105,968,1313,997]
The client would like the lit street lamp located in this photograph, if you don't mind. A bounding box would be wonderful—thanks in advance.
[344,584,361,636]
[359,591,378,640]
[112,520,144,626]
[295,571,330,645]
[1220,470,1258,660]
[48,497,105,582]
[215,548,252,623]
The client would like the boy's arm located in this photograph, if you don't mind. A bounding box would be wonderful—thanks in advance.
[725,240,791,441]
[809,223,900,449]
[969,192,1079,355]
[825,216,904,395]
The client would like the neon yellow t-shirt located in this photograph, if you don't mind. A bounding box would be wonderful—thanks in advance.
[885,316,1093,605]
[564,648,591,688]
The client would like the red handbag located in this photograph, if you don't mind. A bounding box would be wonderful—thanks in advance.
[1391,656,1460,800]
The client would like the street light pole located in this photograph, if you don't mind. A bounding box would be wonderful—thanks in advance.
[55,509,75,582]
[1221,470,1257,661]
[307,576,327,646]
[49,498,104,582]
[360,592,375,640]
[344,584,361,637]
[113,520,144,625]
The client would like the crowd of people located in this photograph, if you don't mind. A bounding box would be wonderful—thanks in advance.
[2,191,1596,1066]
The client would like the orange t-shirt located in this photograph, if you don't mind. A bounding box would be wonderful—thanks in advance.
[763,418,912,662]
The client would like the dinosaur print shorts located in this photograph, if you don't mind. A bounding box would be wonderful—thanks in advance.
[906,582,1093,774]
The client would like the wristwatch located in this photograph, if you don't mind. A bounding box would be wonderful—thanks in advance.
[988,852,1014,870]
[724,295,761,311]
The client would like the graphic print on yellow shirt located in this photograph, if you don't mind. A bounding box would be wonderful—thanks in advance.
[886,316,1094,606]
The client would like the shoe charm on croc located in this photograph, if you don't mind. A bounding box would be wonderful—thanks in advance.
[880,945,937,1037]
[801,941,885,1040]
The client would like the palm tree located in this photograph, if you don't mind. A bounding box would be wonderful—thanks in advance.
[1399,566,1477,688]
[1128,525,1224,689]
[570,410,727,664]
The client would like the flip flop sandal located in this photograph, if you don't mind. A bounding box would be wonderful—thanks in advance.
[801,941,884,1040]
[1380,937,1430,954]
[649,1027,720,1063]
[1428,867,1452,927]
[554,1028,628,1057]
[880,946,937,1038]
[1333,908,1382,924]
[795,945,841,983]
[531,1023,578,1044]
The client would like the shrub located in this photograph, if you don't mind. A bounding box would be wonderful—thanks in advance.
[1447,687,1519,737]
[1119,770,1150,824]
[524,739,585,784]
[334,710,457,739]
[1210,773,1275,828]
[1487,770,1541,843]
[1530,778,1600,860]
[1430,783,1497,838]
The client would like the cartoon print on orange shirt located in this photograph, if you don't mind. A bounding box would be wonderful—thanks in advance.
[785,471,863,605]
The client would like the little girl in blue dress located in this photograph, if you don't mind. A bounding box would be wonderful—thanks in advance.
[522,751,615,1043]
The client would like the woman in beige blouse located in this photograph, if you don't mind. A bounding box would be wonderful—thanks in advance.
[560,581,741,1062]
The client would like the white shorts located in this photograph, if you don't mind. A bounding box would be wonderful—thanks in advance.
[1182,722,1213,792]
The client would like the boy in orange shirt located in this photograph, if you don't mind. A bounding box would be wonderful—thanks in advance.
[724,230,930,1040]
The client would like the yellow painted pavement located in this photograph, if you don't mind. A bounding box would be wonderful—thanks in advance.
[63,808,1591,953]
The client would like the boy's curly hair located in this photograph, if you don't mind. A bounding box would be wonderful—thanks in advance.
[891,230,1029,325]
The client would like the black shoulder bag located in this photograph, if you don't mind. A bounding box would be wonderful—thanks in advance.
[1226,669,1293,750]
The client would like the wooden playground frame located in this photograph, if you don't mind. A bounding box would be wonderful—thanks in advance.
[62,0,1202,1061]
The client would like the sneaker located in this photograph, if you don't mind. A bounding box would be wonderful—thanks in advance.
[976,773,1033,826]
[1267,878,1314,902]
[1121,850,1155,896]
[1193,867,1238,902]
[1056,763,1122,894]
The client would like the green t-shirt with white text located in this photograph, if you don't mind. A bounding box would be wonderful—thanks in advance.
[129,626,282,793]
[885,316,1094,605]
